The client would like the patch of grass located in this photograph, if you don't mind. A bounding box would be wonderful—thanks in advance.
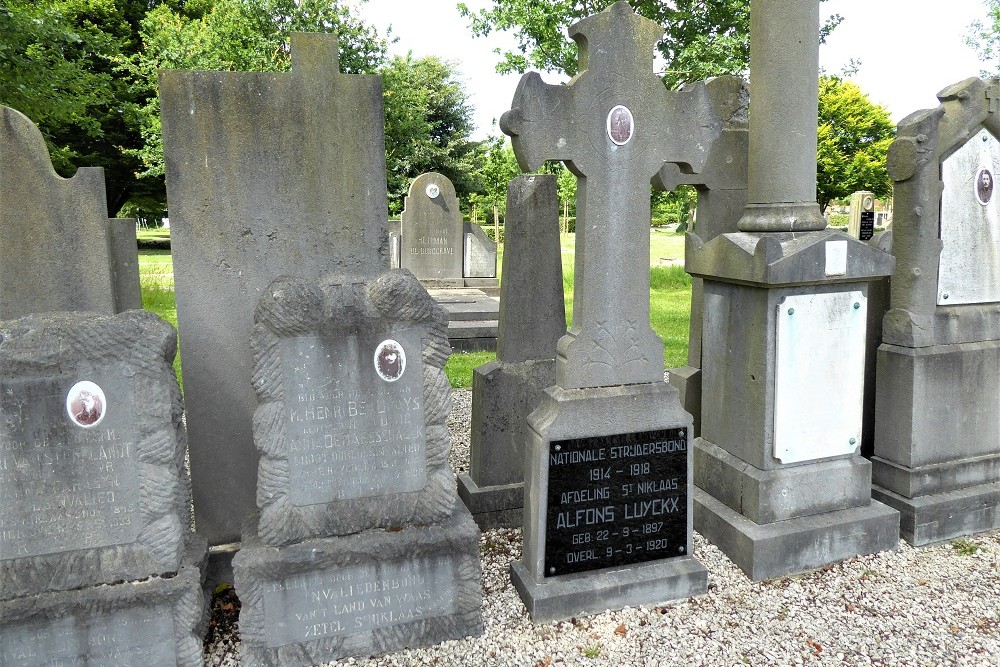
[582,644,602,658]
[444,351,495,389]
[952,539,981,556]
[136,227,171,241]
[138,253,181,388]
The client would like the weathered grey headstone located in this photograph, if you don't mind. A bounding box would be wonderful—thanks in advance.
[400,173,464,283]
[688,0,899,581]
[458,175,566,529]
[0,311,207,665]
[871,77,1000,545]
[234,269,482,664]
[658,76,749,436]
[0,310,191,598]
[463,222,497,278]
[160,33,388,545]
[0,107,141,318]
[848,191,876,240]
[0,536,207,667]
[500,2,714,622]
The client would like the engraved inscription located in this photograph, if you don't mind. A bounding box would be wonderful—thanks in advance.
[545,428,687,577]
[1,603,175,666]
[282,328,427,506]
[262,557,457,648]
[409,235,456,256]
[0,376,141,560]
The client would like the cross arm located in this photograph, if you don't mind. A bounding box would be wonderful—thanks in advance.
[500,72,575,172]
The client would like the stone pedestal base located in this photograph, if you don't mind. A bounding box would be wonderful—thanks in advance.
[457,473,522,530]
[510,555,707,624]
[0,535,208,666]
[872,480,1000,546]
[234,507,483,667]
[514,382,706,622]
[694,488,899,581]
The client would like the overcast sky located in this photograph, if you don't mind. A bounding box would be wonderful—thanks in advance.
[354,0,993,140]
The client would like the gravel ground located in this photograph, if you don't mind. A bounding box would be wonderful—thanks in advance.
[204,389,1000,666]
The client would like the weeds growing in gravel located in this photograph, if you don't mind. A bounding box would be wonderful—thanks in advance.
[952,539,981,556]
[582,644,602,658]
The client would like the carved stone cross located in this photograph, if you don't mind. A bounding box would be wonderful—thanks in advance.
[987,82,1000,113]
[501,1,718,390]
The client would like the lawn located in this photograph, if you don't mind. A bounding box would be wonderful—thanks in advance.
[138,229,693,389]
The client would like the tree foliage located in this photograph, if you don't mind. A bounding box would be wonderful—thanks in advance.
[465,135,520,218]
[458,0,841,89]
[382,54,480,214]
[815,75,894,213]
[967,0,1000,76]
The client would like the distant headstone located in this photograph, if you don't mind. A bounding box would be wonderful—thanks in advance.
[848,191,876,241]
[0,107,141,318]
[400,173,464,283]
[658,75,750,436]
[234,269,482,664]
[0,311,206,665]
[160,33,389,544]
[688,0,898,581]
[464,222,497,278]
[872,77,1000,545]
[500,2,714,622]
[458,175,566,529]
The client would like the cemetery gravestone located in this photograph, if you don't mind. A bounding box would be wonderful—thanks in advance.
[848,191,876,241]
[659,76,750,436]
[0,107,141,318]
[160,33,388,545]
[234,270,482,665]
[459,175,566,529]
[400,173,465,283]
[872,77,1000,544]
[688,0,898,581]
[0,311,207,666]
[501,2,716,622]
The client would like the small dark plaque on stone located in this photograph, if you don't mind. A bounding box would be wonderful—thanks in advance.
[859,211,875,241]
[544,428,687,577]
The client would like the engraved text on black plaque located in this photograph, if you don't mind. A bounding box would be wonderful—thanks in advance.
[859,211,875,241]
[544,428,687,577]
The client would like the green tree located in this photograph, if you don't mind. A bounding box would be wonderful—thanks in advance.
[967,0,1000,76]
[381,54,480,214]
[467,135,520,220]
[815,75,894,213]
[458,0,841,89]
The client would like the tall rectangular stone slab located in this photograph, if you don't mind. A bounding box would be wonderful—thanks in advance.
[459,175,565,528]
[500,3,712,621]
[160,33,388,544]
[0,536,208,667]
[400,173,464,283]
[463,222,497,278]
[0,311,191,598]
[871,78,1000,545]
[0,107,141,318]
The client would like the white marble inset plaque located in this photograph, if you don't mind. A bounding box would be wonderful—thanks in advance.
[773,291,866,464]
[938,128,1000,305]
[825,240,848,276]
[262,556,457,648]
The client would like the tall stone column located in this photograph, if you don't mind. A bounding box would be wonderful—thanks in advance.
[687,0,900,580]
[739,0,825,232]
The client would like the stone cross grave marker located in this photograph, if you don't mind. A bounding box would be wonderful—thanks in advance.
[501,2,714,622]
[500,0,717,390]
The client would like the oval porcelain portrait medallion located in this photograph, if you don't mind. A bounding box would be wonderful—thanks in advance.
[374,339,406,382]
[607,105,634,146]
[66,380,107,428]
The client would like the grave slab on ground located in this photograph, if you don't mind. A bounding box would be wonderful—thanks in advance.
[872,77,1000,545]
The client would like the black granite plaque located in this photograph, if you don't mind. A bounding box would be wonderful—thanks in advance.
[544,428,687,577]
[859,211,875,241]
